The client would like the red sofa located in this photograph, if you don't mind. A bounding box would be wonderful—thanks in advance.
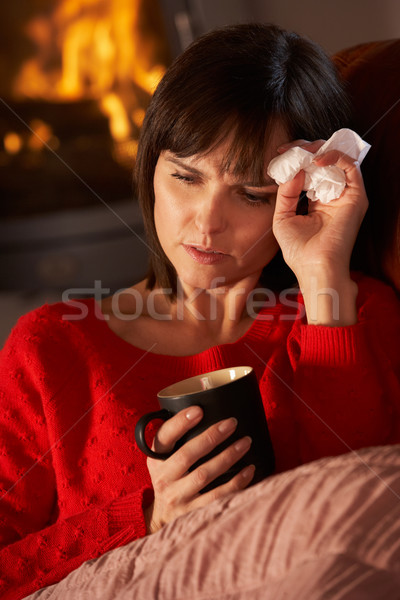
[333,39,400,292]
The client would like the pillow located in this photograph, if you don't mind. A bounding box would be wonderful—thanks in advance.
[26,444,400,600]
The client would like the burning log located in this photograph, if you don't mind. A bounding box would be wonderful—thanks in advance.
[0,99,134,218]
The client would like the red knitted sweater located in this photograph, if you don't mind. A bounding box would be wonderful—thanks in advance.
[1,275,400,599]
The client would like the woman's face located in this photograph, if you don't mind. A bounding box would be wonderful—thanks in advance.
[153,128,289,291]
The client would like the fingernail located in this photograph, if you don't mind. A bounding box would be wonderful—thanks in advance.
[218,417,237,434]
[235,436,252,452]
[186,406,202,420]
[242,464,255,478]
[313,152,326,163]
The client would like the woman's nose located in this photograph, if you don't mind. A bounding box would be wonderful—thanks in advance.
[194,191,227,234]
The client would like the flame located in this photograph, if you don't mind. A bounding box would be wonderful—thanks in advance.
[28,120,58,152]
[12,0,168,160]
[101,93,131,140]
[4,133,23,155]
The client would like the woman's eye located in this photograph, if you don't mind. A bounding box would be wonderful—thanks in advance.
[171,172,195,184]
[242,191,273,206]
[245,192,261,202]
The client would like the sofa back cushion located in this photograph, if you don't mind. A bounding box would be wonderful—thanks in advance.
[333,40,400,291]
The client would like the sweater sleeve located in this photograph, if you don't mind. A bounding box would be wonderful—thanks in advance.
[287,276,400,463]
[0,490,151,600]
[0,312,153,600]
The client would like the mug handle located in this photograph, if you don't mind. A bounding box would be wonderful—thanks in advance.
[135,409,173,459]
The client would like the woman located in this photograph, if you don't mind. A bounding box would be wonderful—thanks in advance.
[1,23,400,600]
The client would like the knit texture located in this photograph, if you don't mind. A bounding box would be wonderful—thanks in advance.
[0,274,399,599]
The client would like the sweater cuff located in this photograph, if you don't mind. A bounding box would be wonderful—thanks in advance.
[105,485,154,547]
[299,322,367,366]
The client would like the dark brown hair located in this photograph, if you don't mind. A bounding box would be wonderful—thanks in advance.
[135,23,350,295]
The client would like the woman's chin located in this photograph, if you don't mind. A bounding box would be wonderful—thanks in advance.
[175,269,229,293]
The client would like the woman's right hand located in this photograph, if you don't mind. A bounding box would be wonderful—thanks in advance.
[144,405,254,534]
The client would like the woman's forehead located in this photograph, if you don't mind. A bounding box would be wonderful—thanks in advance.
[159,112,290,180]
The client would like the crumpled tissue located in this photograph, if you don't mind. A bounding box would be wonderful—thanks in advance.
[267,128,371,204]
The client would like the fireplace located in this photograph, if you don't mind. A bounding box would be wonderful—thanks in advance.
[0,0,170,291]
[0,0,171,217]
[0,0,257,291]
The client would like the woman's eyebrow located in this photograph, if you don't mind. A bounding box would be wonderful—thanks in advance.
[240,178,277,188]
[165,155,277,187]
[166,156,203,176]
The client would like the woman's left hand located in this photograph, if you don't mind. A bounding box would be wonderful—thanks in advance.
[272,139,368,288]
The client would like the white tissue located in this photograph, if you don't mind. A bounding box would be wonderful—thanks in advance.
[267,128,371,204]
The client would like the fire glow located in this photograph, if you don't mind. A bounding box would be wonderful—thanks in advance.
[10,0,168,161]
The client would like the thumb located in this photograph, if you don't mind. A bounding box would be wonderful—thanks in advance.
[273,170,305,221]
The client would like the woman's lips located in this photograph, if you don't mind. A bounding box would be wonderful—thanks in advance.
[182,244,229,265]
